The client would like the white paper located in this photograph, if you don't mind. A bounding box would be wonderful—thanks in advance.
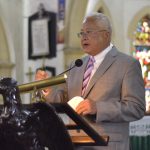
[67,96,84,110]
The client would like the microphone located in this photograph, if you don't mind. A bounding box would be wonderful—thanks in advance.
[74,59,83,67]
[58,59,83,76]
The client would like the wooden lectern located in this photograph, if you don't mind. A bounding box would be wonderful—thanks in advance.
[52,103,109,146]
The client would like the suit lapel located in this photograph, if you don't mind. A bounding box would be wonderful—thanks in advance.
[83,47,118,98]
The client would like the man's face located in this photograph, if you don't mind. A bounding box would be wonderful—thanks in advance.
[80,18,110,56]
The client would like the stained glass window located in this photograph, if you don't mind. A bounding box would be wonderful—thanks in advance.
[132,15,150,113]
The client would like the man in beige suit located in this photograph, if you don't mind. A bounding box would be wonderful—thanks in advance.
[36,13,145,150]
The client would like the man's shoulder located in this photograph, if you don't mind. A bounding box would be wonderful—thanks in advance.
[113,47,137,64]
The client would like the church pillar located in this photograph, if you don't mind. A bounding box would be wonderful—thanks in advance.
[64,0,88,67]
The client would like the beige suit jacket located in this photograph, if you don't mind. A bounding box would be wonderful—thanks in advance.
[48,47,145,150]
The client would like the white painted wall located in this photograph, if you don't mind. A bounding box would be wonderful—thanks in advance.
[22,0,65,103]
[0,0,65,103]
[0,0,23,80]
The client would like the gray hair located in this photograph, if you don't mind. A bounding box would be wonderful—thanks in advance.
[83,12,112,34]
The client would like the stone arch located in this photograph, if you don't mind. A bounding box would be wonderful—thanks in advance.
[64,0,88,67]
[91,0,115,42]
[127,6,150,51]
[65,0,88,48]
[0,17,14,102]
[0,17,14,77]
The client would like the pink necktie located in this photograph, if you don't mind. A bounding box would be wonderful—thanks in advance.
[82,56,95,96]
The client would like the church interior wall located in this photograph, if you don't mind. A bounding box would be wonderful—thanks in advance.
[0,0,150,103]
[22,0,66,103]
[0,0,23,83]
[63,0,88,67]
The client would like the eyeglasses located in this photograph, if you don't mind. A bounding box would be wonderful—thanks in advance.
[77,30,107,38]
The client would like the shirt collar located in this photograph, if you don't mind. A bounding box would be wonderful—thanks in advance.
[93,43,113,62]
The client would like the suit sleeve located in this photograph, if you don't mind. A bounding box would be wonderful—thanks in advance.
[96,60,146,123]
[44,62,74,103]
[45,83,68,103]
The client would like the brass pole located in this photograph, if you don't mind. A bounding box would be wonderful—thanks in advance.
[18,75,66,93]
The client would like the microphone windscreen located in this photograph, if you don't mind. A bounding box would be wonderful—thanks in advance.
[75,59,83,67]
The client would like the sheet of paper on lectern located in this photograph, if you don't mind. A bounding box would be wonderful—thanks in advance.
[67,96,84,110]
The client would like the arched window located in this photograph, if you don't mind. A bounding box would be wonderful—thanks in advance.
[132,15,150,112]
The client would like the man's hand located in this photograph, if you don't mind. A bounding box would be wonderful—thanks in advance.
[35,70,51,97]
[35,70,49,80]
[75,99,97,115]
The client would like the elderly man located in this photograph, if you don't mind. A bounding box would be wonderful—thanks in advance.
[36,13,145,150]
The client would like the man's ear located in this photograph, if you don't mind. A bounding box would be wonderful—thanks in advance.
[104,31,110,38]
[104,31,111,41]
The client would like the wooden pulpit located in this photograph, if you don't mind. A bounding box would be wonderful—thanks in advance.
[52,103,109,146]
